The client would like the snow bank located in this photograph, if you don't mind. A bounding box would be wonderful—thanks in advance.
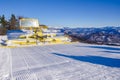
[0,36,7,45]
[7,30,26,40]
[0,36,7,41]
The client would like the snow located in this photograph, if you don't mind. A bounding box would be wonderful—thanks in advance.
[7,30,26,40]
[0,36,8,43]
[0,43,120,80]
[0,48,10,80]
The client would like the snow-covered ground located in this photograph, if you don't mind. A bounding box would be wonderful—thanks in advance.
[0,43,120,80]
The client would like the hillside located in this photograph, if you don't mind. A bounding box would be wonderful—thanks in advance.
[0,43,120,80]
[65,27,120,45]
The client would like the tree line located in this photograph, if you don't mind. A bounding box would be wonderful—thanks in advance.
[0,14,48,35]
[0,14,20,30]
[0,14,22,35]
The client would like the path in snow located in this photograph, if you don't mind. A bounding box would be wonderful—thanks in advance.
[0,43,120,80]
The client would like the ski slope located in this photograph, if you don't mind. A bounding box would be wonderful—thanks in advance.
[0,43,120,80]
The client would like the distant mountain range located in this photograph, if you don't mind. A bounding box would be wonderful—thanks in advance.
[64,26,120,46]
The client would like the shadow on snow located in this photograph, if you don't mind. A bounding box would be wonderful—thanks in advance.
[77,45,120,51]
[52,53,120,68]
[100,51,120,54]
[76,45,120,54]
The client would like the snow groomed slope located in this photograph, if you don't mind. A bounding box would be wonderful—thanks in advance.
[0,43,120,80]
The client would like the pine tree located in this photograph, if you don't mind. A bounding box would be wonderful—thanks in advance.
[0,15,7,28]
[9,14,17,30]
[0,16,1,23]
[0,15,7,35]
[0,16,1,27]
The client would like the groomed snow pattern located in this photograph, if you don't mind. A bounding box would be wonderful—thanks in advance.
[0,43,120,80]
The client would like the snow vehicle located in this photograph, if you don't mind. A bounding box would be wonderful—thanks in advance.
[6,18,71,46]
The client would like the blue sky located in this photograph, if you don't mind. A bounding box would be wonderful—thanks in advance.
[0,0,120,27]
